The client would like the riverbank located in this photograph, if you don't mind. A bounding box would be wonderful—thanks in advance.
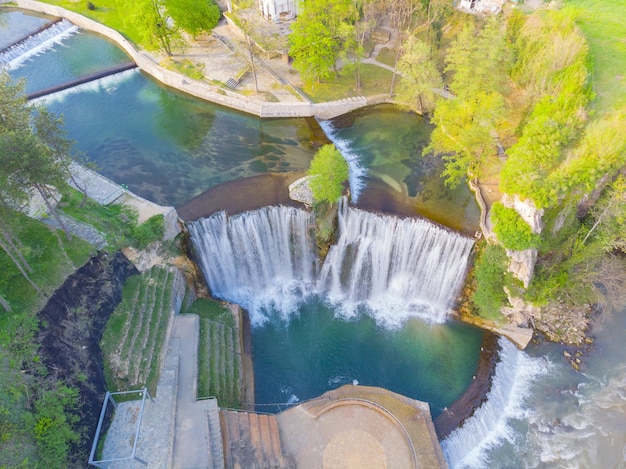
[10,0,394,119]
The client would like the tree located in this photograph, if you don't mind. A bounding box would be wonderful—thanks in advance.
[425,18,509,187]
[396,35,442,113]
[307,144,349,204]
[231,2,262,92]
[166,0,220,39]
[1,73,75,248]
[582,176,626,251]
[118,0,182,56]
[289,0,354,84]
[388,0,422,96]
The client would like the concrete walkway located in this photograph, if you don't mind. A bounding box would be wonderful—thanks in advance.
[99,314,224,468]
[171,314,212,469]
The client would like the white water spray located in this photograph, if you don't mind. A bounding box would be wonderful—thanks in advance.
[30,68,139,105]
[318,120,367,202]
[0,19,79,70]
[319,201,474,325]
[190,203,474,326]
[188,207,317,324]
[442,338,550,468]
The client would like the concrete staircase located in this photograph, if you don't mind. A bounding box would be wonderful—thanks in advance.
[220,410,293,469]
[207,398,225,469]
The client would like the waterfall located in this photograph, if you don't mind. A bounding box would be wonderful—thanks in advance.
[188,207,317,324]
[442,338,550,468]
[317,119,367,202]
[0,19,79,70]
[190,203,474,325]
[319,201,474,325]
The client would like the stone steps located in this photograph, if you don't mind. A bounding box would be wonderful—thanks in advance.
[220,410,291,469]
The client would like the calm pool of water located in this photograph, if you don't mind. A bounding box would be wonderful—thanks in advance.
[252,296,483,417]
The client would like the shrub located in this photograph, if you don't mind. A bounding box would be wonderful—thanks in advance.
[132,214,165,249]
[491,202,540,251]
[307,144,349,205]
[472,244,510,319]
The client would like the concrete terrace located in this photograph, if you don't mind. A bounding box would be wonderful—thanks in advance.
[98,313,448,468]
[12,0,398,119]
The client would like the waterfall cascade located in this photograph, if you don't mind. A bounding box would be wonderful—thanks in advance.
[442,338,549,468]
[190,203,474,326]
[189,206,317,323]
[320,201,474,325]
[317,120,366,202]
[0,19,79,70]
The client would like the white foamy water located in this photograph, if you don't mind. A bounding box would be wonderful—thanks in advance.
[30,68,139,104]
[319,200,474,325]
[318,119,367,202]
[189,207,317,324]
[443,338,550,468]
[523,367,626,468]
[0,19,79,70]
[190,204,474,326]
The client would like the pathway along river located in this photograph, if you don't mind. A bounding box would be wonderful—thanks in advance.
[3,9,626,468]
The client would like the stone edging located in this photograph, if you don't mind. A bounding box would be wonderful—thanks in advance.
[12,0,390,119]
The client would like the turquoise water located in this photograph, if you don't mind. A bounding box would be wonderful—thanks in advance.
[10,30,130,94]
[0,9,49,49]
[329,106,480,233]
[41,71,322,206]
[252,297,483,417]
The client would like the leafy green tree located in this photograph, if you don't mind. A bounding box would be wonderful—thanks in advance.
[388,0,422,96]
[500,10,592,206]
[118,0,182,56]
[289,0,353,84]
[425,17,508,187]
[307,144,349,204]
[396,35,442,113]
[166,0,220,38]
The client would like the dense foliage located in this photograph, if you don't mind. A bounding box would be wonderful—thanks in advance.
[491,202,539,251]
[307,144,349,204]
[425,17,509,187]
[472,243,511,320]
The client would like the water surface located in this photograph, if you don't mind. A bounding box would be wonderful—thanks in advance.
[252,298,484,417]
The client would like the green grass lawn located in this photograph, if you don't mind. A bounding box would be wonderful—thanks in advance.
[41,0,144,45]
[302,63,393,102]
[566,0,626,116]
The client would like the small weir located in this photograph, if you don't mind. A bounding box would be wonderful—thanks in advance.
[26,62,137,100]
[0,18,78,70]
[318,119,367,202]
[442,339,549,468]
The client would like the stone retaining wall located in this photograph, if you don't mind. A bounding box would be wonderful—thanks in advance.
[13,0,379,119]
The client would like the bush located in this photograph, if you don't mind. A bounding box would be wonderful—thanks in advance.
[32,385,80,468]
[307,144,349,205]
[132,214,165,249]
[472,244,510,319]
[491,202,540,251]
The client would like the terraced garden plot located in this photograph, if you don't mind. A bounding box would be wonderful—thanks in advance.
[101,266,180,395]
[188,299,243,408]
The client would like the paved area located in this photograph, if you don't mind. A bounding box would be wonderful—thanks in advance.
[42,212,106,249]
[276,385,447,469]
[171,314,212,469]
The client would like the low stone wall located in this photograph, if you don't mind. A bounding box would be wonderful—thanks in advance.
[13,0,376,119]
